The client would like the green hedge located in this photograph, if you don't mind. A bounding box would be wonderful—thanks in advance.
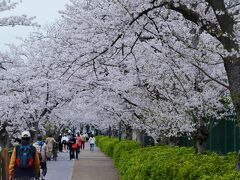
[96,136,240,180]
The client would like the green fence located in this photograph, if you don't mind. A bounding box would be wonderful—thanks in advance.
[180,117,240,154]
[207,118,240,154]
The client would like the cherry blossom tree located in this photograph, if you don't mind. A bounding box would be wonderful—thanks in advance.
[56,0,236,152]
[0,0,37,27]
[1,0,238,154]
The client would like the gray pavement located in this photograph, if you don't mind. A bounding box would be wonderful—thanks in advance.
[71,144,119,180]
[45,151,74,180]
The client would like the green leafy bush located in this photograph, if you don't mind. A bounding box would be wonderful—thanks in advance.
[113,139,140,166]
[96,136,119,157]
[96,136,240,180]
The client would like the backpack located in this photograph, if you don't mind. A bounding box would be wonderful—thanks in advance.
[15,145,35,168]
[36,141,44,161]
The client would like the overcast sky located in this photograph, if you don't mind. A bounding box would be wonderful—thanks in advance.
[0,0,69,50]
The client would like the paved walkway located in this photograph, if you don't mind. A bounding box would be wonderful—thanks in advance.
[44,145,119,180]
[45,151,74,180]
[71,145,119,180]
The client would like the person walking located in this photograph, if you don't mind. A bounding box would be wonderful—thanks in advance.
[45,134,56,161]
[58,134,63,152]
[67,130,72,151]
[81,133,88,150]
[89,134,96,151]
[9,130,40,180]
[52,140,58,161]
[68,134,76,160]
[33,135,47,180]
[61,134,68,152]
[76,133,82,157]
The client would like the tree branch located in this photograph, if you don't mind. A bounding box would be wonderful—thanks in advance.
[191,62,229,89]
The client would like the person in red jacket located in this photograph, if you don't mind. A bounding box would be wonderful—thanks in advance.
[76,133,83,156]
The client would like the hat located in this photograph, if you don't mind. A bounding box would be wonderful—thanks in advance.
[21,131,31,138]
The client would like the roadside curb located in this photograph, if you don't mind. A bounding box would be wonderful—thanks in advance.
[68,159,75,180]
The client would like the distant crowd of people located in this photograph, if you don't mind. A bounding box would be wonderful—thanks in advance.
[58,131,96,160]
[8,130,96,180]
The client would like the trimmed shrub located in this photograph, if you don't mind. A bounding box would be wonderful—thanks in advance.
[113,139,140,166]
[96,136,119,157]
[96,136,240,180]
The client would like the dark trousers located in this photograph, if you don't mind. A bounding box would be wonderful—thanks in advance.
[81,141,85,149]
[40,162,47,177]
[74,148,79,159]
[70,148,78,159]
[69,148,74,160]
[59,143,63,152]
[90,143,94,151]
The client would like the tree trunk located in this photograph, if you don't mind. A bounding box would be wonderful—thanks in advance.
[224,56,240,125]
[196,139,207,154]
[118,121,122,141]
[0,126,10,148]
[108,126,112,138]
[112,126,118,137]
[138,130,145,147]
[194,121,208,154]
[168,136,180,146]
[125,125,132,140]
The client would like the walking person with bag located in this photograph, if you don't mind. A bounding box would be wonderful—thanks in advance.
[33,135,47,180]
[68,134,77,160]
[45,134,56,161]
[9,130,40,180]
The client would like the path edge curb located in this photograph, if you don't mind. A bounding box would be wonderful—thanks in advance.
[67,160,75,180]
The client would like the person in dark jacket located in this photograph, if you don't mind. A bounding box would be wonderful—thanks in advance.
[58,134,63,152]
[68,134,76,160]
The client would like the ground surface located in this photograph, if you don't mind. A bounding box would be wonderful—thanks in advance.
[71,145,119,180]
[44,144,119,180]
[45,151,74,180]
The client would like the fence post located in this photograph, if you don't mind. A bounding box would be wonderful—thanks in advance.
[2,149,9,180]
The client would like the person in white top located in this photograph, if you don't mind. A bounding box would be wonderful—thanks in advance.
[61,134,69,152]
[33,135,48,180]
[89,134,96,151]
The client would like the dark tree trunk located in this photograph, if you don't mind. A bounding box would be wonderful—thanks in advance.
[168,136,180,146]
[139,130,145,147]
[0,124,10,148]
[194,120,209,154]
[118,121,122,141]
[112,126,118,137]
[108,126,112,138]
[224,56,240,125]
[125,125,132,140]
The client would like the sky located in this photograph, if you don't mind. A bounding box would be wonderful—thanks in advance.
[0,0,69,50]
